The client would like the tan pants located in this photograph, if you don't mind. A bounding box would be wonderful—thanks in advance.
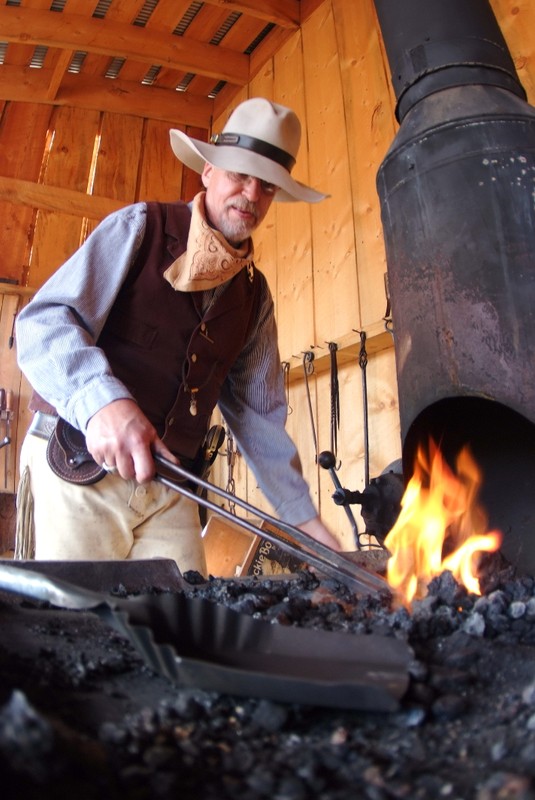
[17,434,207,576]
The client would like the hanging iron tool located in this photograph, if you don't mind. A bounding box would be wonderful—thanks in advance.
[328,342,340,463]
[194,423,226,526]
[302,350,318,462]
[281,361,293,416]
[0,389,10,489]
[318,450,363,549]
[358,331,371,489]
[225,425,238,516]
[8,297,20,349]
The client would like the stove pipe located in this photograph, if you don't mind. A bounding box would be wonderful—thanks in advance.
[374,0,535,571]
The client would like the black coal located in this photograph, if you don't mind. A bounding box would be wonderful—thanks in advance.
[2,557,535,800]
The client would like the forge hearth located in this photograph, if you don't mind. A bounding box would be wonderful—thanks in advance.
[2,563,535,800]
[374,0,535,572]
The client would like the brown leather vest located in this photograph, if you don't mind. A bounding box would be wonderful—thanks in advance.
[32,201,264,459]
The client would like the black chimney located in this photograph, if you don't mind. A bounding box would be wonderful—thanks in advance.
[374,0,535,571]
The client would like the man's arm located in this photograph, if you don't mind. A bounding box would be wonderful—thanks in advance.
[16,204,147,431]
[218,274,341,550]
[16,203,177,481]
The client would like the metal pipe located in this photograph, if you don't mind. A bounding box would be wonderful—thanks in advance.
[373,0,526,121]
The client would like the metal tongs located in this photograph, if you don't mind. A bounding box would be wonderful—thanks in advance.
[153,455,389,596]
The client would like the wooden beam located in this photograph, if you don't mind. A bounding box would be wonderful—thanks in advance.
[201,0,300,29]
[0,175,127,220]
[0,6,249,85]
[284,320,394,384]
[0,66,214,126]
[44,50,73,101]
[300,0,330,24]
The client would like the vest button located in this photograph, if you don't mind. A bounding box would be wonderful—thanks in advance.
[191,353,197,363]
[168,417,175,426]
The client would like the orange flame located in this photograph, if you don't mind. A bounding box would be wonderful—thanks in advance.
[384,440,502,607]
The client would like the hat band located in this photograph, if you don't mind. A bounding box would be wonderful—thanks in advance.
[210,132,296,173]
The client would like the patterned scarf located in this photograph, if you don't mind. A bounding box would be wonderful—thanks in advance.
[164,191,255,292]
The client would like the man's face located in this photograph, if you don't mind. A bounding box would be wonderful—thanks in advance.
[202,163,276,245]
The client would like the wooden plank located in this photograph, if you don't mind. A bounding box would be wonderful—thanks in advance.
[249,25,296,82]
[271,33,324,514]
[41,106,101,194]
[0,176,126,219]
[271,32,316,362]
[28,105,102,286]
[0,202,34,285]
[136,119,187,202]
[300,0,329,24]
[0,293,23,493]
[285,320,394,381]
[301,3,361,344]
[0,6,249,85]
[92,112,144,202]
[0,103,52,181]
[491,0,535,102]
[331,0,397,328]
[284,375,321,513]
[0,103,53,284]
[0,66,214,127]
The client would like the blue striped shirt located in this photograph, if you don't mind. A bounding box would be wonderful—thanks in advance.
[16,202,318,525]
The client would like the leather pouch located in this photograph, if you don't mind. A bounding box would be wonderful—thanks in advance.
[46,417,106,485]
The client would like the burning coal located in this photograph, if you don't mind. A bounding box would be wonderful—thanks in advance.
[385,440,502,606]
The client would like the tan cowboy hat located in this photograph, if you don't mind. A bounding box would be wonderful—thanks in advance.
[169,97,328,203]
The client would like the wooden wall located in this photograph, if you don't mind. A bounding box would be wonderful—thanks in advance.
[0,0,534,551]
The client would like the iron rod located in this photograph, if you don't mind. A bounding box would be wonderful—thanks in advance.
[153,455,389,595]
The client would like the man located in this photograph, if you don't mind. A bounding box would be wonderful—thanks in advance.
[15,97,340,574]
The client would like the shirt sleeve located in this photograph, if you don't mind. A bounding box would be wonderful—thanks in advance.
[16,203,148,431]
[217,272,319,526]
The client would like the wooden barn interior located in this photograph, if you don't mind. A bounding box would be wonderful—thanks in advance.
[0,0,534,568]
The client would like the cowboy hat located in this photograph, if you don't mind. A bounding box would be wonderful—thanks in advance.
[169,97,328,203]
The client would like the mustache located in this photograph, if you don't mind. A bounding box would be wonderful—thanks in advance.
[228,199,258,219]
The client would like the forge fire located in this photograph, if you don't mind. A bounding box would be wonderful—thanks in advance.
[385,440,502,607]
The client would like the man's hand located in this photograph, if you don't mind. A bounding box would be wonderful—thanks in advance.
[297,516,341,551]
[86,398,177,483]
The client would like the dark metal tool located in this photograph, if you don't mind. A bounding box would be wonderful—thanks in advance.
[153,454,389,597]
[0,388,9,488]
[0,562,411,711]
[317,450,362,548]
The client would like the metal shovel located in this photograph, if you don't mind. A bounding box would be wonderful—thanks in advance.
[0,562,411,712]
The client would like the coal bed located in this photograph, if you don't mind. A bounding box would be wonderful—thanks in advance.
[1,558,535,800]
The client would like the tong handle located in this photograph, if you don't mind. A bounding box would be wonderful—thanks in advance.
[0,563,107,610]
[154,455,389,596]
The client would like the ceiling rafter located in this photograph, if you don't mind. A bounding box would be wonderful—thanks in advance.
[200,0,300,29]
[0,6,249,84]
[0,64,214,126]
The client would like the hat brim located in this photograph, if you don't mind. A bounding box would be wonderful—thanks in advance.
[169,129,328,204]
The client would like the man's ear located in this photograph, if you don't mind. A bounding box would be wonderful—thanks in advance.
[201,162,213,189]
